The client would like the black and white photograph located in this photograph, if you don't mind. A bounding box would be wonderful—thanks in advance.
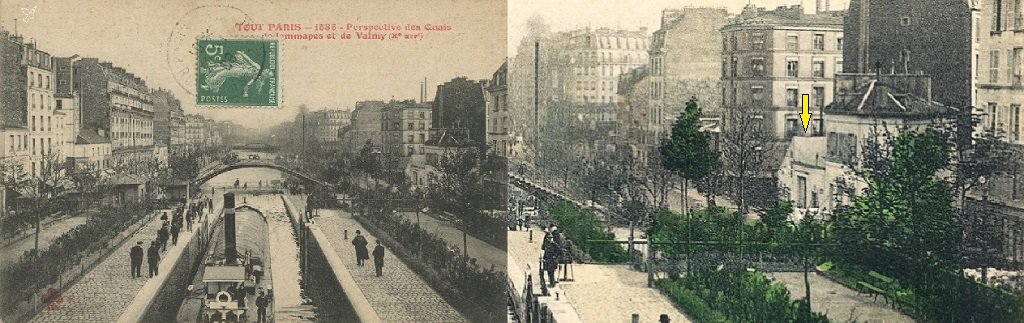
[0,0,508,322]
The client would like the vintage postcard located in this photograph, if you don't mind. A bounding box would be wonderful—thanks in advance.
[0,0,507,322]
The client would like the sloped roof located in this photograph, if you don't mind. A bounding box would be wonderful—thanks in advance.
[825,78,954,118]
[76,129,110,144]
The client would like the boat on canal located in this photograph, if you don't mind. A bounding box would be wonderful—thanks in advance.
[177,193,275,322]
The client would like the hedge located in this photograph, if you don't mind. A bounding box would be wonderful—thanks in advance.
[656,279,730,323]
[547,201,629,263]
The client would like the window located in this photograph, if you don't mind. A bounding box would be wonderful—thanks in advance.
[751,57,765,76]
[996,0,1005,31]
[730,34,737,51]
[991,50,1001,83]
[786,58,799,77]
[989,102,999,130]
[787,88,799,107]
[813,86,825,107]
[786,34,799,50]
[813,34,825,50]
[730,57,738,77]
[407,122,414,130]
[751,86,764,103]
[45,76,49,89]
[836,60,844,74]
[796,176,807,208]
[751,33,765,50]
[837,38,843,51]
[1013,47,1022,86]
[408,135,414,143]
[1013,104,1021,142]
[813,60,825,77]
[419,133,425,142]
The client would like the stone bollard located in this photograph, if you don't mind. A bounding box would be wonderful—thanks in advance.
[631,314,639,323]
[344,229,348,240]
[529,229,533,242]
[659,314,670,323]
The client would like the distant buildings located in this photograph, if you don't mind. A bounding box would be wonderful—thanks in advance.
[309,109,351,147]
[721,4,845,139]
[618,7,729,161]
[342,100,386,152]
[381,100,431,157]
[429,77,488,146]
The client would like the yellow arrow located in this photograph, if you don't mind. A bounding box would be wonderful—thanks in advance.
[800,94,812,132]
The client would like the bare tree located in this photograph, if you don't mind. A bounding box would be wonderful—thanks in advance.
[720,106,773,214]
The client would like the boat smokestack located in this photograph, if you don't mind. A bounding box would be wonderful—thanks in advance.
[223,193,237,265]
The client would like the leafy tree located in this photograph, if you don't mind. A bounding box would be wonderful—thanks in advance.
[831,129,960,284]
[660,97,721,218]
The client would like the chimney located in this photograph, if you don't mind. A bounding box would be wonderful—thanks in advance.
[223,193,237,265]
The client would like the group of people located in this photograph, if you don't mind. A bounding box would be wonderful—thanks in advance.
[351,230,387,277]
[129,199,210,278]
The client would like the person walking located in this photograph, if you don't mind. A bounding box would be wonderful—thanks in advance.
[158,224,170,252]
[372,240,385,277]
[255,291,270,323]
[130,241,144,278]
[147,241,160,277]
[352,230,369,266]
[170,222,181,246]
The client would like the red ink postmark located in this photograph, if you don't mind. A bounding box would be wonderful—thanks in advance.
[40,288,76,310]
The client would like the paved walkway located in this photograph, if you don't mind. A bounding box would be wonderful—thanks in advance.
[766,272,914,323]
[0,216,88,271]
[313,207,467,322]
[508,226,693,323]
[29,198,218,323]
[396,210,506,271]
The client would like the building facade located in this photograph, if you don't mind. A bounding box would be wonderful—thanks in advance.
[721,4,845,139]
[72,58,155,169]
[309,109,351,147]
[778,73,954,218]
[381,100,431,157]
[647,7,728,138]
[844,0,976,108]
[184,114,207,148]
[430,77,488,146]
[486,61,510,157]
[342,100,386,152]
[977,0,1024,143]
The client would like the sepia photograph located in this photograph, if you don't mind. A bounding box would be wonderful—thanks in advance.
[0,0,507,322]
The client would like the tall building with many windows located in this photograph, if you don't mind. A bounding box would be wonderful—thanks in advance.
[486,61,510,157]
[72,58,155,168]
[977,0,1024,143]
[721,4,845,139]
[382,100,431,157]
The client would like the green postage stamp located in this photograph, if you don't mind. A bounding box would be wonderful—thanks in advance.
[196,39,278,106]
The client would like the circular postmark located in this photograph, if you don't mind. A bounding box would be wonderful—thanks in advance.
[166,5,255,96]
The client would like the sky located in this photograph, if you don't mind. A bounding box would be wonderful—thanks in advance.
[508,0,850,56]
[1,0,506,129]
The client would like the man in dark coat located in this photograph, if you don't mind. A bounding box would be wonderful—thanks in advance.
[147,241,160,277]
[158,224,169,252]
[543,236,560,287]
[170,222,181,246]
[255,291,270,323]
[372,240,385,277]
[352,230,369,266]
[130,241,144,278]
